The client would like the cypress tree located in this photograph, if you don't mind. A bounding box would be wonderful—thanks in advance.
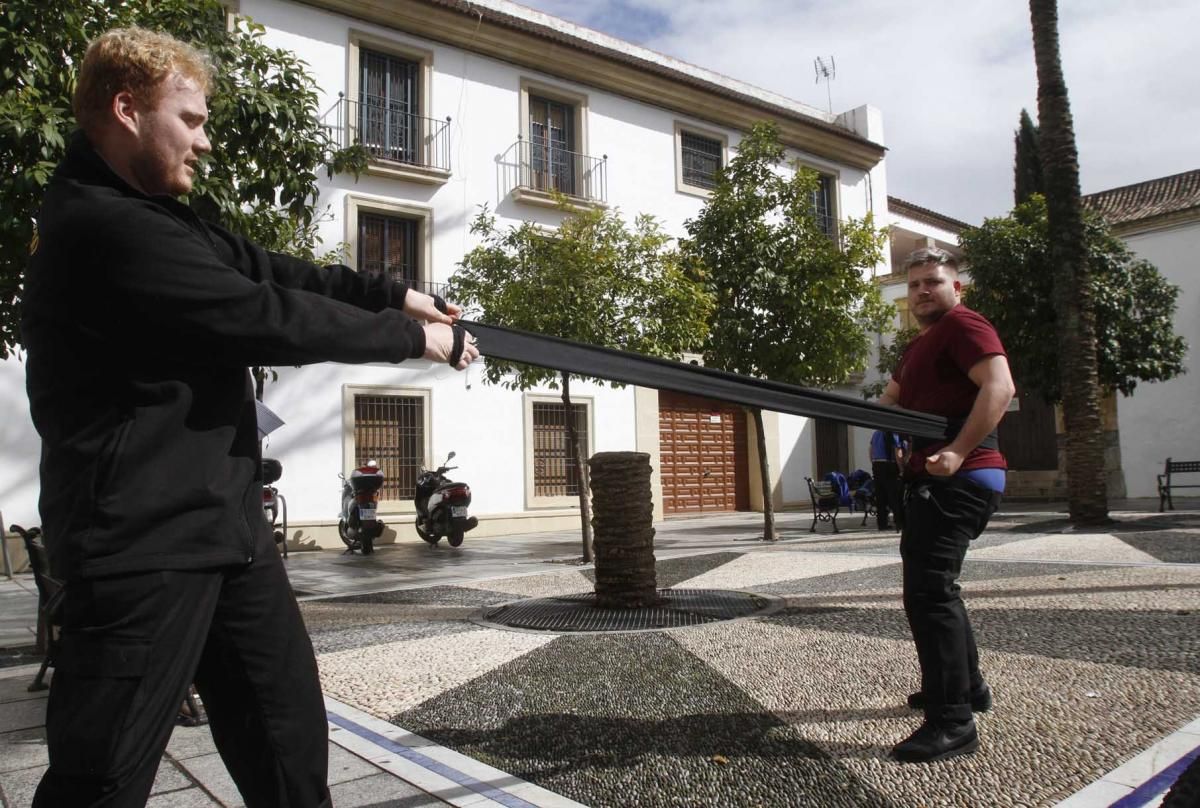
[1014,108,1044,205]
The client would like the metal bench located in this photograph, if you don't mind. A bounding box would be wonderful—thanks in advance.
[10,524,61,691]
[1158,458,1200,511]
[805,477,842,533]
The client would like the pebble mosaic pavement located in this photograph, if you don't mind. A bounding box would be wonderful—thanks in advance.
[303,511,1200,808]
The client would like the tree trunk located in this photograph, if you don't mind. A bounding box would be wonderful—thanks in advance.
[1029,0,1110,525]
[751,406,777,541]
[562,371,594,561]
[253,367,266,402]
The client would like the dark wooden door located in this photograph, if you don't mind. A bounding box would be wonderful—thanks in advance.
[997,389,1059,470]
[659,391,749,514]
[815,418,849,478]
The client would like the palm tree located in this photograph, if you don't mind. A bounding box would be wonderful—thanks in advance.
[1028,0,1110,525]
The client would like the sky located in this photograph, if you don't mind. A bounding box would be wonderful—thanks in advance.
[509,0,1199,225]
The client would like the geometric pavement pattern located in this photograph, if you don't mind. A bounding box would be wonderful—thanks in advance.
[306,513,1200,808]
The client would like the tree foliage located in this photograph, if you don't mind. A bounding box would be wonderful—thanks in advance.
[862,326,918,400]
[961,194,1185,402]
[681,122,890,386]
[682,121,888,540]
[0,0,365,356]
[1014,108,1043,206]
[451,203,714,389]
[450,201,713,561]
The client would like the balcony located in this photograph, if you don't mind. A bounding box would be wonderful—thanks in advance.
[360,271,448,301]
[322,93,451,184]
[503,137,607,208]
[404,279,449,300]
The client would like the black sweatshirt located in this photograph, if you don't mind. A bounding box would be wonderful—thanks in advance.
[22,132,427,580]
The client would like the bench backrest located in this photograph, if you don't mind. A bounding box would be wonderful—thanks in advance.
[1165,458,1200,475]
[805,477,839,508]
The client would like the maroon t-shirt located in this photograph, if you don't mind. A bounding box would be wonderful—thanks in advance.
[893,304,1007,474]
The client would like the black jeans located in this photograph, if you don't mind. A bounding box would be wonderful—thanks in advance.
[871,460,902,530]
[34,529,331,808]
[900,476,1002,724]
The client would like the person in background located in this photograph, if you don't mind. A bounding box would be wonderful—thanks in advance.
[869,429,904,531]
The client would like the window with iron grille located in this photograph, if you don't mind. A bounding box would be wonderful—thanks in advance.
[528,95,576,195]
[359,49,420,163]
[358,212,418,287]
[811,173,837,237]
[680,130,722,190]
[531,401,589,498]
[353,394,424,502]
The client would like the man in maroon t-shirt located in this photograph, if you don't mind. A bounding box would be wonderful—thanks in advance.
[879,247,1015,763]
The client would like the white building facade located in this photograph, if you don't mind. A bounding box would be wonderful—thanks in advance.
[3,0,899,555]
[1085,170,1200,500]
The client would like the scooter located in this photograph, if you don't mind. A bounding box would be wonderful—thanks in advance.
[414,451,477,548]
[262,458,287,558]
[338,460,385,555]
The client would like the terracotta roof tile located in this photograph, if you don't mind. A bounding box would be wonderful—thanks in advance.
[1083,169,1200,225]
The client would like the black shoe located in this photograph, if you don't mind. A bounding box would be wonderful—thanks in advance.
[906,684,992,713]
[891,719,979,763]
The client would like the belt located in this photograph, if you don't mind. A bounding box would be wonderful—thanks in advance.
[461,320,953,439]
[911,419,1000,452]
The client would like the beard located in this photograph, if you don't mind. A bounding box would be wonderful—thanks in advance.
[130,144,192,197]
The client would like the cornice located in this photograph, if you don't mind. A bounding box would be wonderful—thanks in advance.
[1109,206,1200,238]
[295,0,886,171]
[888,196,970,234]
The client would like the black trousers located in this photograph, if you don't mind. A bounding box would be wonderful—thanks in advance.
[900,476,1002,724]
[34,530,330,808]
[871,460,902,531]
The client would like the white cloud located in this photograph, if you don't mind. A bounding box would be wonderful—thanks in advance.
[514,0,1200,223]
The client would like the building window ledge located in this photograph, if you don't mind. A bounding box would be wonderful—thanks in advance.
[511,185,607,211]
[365,160,451,185]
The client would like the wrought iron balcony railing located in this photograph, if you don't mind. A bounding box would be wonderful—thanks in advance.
[403,279,449,300]
[322,93,451,173]
[381,276,448,301]
[510,137,607,204]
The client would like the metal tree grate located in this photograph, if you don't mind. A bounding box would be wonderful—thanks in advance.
[476,588,782,634]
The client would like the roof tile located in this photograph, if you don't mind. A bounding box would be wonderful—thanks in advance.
[1083,169,1200,225]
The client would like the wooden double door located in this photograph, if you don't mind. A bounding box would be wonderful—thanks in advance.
[658,391,750,515]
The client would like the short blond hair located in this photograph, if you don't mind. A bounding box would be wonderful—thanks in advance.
[73,27,215,133]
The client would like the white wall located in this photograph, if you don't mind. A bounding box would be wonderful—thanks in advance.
[1114,220,1200,497]
[777,414,814,505]
[0,353,39,528]
[259,362,635,523]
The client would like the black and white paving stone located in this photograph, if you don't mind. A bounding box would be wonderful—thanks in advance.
[306,511,1200,807]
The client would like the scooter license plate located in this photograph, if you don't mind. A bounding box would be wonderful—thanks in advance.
[451,505,468,518]
[358,507,376,521]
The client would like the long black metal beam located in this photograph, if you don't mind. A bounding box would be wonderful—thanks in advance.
[462,320,951,439]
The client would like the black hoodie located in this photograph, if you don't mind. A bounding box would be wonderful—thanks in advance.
[22,132,427,580]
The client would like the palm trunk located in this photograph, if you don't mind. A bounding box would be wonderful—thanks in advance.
[751,406,777,541]
[562,371,594,561]
[1029,0,1109,525]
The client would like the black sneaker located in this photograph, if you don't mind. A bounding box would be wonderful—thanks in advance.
[891,719,979,763]
[906,684,992,713]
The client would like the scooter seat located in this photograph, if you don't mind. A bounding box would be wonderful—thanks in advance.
[261,458,283,484]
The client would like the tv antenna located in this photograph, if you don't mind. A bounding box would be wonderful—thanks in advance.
[814,56,836,113]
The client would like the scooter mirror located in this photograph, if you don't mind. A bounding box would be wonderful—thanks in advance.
[446,451,456,461]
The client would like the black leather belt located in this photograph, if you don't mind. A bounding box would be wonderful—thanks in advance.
[461,320,956,440]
